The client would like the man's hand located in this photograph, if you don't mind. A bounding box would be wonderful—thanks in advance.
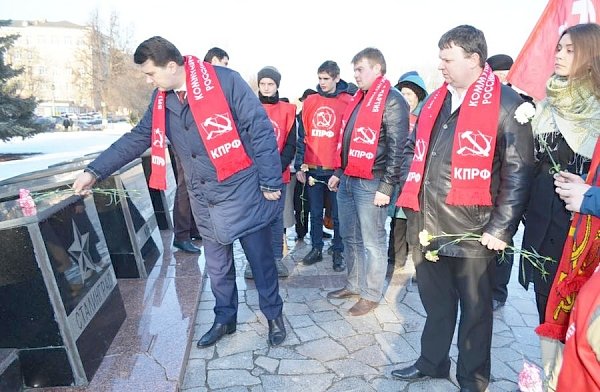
[554,171,590,213]
[373,191,390,207]
[263,190,281,201]
[73,171,97,195]
[328,175,340,192]
[480,232,507,251]
[296,171,306,184]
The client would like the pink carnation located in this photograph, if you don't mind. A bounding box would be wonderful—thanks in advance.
[18,188,37,216]
[518,361,543,392]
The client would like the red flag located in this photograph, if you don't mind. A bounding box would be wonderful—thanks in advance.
[507,0,600,101]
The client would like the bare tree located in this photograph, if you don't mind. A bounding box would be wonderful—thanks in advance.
[73,10,151,119]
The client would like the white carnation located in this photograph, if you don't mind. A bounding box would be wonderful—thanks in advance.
[514,102,536,124]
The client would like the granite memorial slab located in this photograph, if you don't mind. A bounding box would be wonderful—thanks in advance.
[0,192,125,388]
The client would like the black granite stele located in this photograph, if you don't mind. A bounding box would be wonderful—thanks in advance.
[0,349,22,392]
[0,194,125,388]
[93,160,163,278]
[0,157,164,279]
[140,148,176,230]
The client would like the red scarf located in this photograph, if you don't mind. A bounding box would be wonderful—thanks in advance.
[149,56,252,190]
[536,139,600,341]
[338,76,391,179]
[397,64,501,210]
[303,93,352,168]
[262,101,296,183]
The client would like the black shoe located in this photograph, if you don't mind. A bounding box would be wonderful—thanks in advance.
[492,299,506,311]
[332,251,345,272]
[302,248,323,265]
[173,240,202,254]
[196,321,236,347]
[391,365,430,380]
[191,234,202,241]
[268,315,286,346]
[322,231,333,239]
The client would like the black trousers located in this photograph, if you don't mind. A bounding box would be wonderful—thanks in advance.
[387,218,408,267]
[203,225,283,324]
[493,251,514,303]
[414,251,494,392]
[172,152,199,241]
[293,178,309,239]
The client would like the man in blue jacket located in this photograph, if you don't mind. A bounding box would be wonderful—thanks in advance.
[73,36,286,347]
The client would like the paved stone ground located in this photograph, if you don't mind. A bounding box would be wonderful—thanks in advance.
[181,223,541,392]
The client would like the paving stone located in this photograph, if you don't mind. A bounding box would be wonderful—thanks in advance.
[259,374,335,392]
[351,344,392,367]
[370,377,409,392]
[375,332,420,363]
[374,304,399,324]
[325,358,378,377]
[382,322,406,334]
[319,319,356,339]
[286,314,314,328]
[278,359,327,375]
[294,325,328,342]
[407,378,458,391]
[306,298,337,312]
[216,330,268,357]
[283,302,311,316]
[338,333,377,353]
[255,356,279,373]
[328,377,376,392]
[267,346,307,360]
[181,358,206,389]
[310,309,343,323]
[207,369,260,389]
[296,337,349,362]
[208,351,253,370]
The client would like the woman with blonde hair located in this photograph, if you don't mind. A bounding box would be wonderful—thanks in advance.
[519,22,600,391]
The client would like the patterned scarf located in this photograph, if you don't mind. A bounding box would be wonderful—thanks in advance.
[533,75,600,159]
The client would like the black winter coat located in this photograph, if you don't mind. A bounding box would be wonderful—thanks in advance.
[402,84,535,258]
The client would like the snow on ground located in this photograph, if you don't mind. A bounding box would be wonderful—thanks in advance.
[0,123,132,181]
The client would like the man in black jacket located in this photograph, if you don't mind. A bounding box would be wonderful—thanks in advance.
[391,26,534,392]
[327,48,409,316]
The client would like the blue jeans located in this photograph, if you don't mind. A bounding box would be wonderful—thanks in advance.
[271,186,286,260]
[337,175,388,302]
[306,172,343,252]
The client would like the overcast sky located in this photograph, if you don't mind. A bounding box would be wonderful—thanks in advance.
[7,0,548,100]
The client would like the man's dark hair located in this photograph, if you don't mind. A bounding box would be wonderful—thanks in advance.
[204,47,229,63]
[133,36,184,66]
[318,60,340,78]
[438,25,487,68]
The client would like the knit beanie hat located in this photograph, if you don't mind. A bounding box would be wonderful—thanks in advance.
[258,66,281,87]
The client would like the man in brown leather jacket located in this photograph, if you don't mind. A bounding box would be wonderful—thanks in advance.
[391,25,534,392]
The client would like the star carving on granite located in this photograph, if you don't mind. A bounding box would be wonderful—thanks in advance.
[68,220,100,283]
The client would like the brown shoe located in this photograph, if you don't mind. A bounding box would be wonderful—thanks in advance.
[327,288,358,299]
[348,298,378,316]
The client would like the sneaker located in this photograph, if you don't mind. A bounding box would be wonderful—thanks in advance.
[322,231,333,239]
[275,259,289,278]
[332,251,345,272]
[302,248,323,265]
[327,245,334,255]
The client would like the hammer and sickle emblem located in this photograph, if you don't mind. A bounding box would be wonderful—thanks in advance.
[456,130,491,157]
[313,106,335,129]
[414,139,427,162]
[203,114,233,140]
[352,127,377,145]
[152,128,164,148]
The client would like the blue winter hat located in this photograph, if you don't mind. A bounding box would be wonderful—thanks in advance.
[395,71,428,102]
